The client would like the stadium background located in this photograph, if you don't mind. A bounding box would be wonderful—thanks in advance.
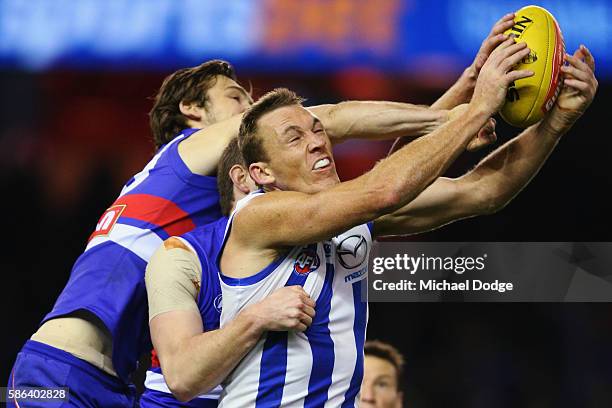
[2,0,611,406]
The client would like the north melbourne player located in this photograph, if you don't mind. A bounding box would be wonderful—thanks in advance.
[215,40,596,407]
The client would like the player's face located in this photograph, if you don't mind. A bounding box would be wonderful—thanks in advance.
[204,75,253,124]
[258,105,340,194]
[360,356,403,408]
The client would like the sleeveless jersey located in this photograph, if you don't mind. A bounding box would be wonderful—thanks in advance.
[43,128,222,381]
[218,192,371,408]
[143,216,229,405]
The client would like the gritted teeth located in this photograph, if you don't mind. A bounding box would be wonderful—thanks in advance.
[313,158,331,170]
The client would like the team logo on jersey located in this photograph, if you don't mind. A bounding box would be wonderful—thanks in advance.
[293,248,320,275]
[337,235,368,269]
[88,204,126,241]
[213,294,223,313]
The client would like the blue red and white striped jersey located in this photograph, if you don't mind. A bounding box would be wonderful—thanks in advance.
[143,216,229,406]
[43,128,222,382]
[218,192,371,408]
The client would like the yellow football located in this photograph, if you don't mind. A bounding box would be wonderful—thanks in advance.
[500,5,565,128]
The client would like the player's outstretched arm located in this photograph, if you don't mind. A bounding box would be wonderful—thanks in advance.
[146,239,315,402]
[373,46,598,237]
[179,102,450,176]
[309,101,448,145]
[388,104,498,155]
[431,13,517,110]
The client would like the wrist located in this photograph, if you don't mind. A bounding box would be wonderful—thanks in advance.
[464,102,492,124]
[236,304,267,338]
[428,108,451,132]
[539,106,579,137]
[461,65,479,87]
[538,116,569,140]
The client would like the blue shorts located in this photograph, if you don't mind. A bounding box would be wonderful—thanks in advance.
[140,388,218,407]
[6,340,137,408]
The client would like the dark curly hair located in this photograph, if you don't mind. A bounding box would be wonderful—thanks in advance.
[149,60,236,149]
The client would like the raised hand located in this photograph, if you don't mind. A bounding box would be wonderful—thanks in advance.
[551,46,598,126]
[469,13,518,79]
[471,37,535,117]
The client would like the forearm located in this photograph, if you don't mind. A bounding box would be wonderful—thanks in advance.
[310,101,448,144]
[466,119,564,211]
[431,67,477,110]
[178,114,243,176]
[368,105,490,212]
[164,312,264,401]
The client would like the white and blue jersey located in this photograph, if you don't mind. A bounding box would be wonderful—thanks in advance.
[218,192,371,408]
[141,216,229,408]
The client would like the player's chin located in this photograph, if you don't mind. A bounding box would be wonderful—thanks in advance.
[303,176,339,194]
[311,171,340,191]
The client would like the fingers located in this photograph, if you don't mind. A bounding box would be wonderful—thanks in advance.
[491,36,518,56]
[498,42,531,71]
[562,78,590,92]
[298,312,313,329]
[507,69,535,83]
[491,13,516,34]
[302,296,315,309]
[562,49,597,93]
[490,14,516,36]
[580,45,596,72]
[487,37,525,68]
[561,63,592,83]
[485,117,497,132]
[469,118,497,151]
[565,52,591,75]
[302,305,316,319]
[467,131,497,152]
[566,48,596,76]
[479,34,510,61]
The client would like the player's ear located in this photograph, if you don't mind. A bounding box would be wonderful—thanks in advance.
[249,162,274,187]
[229,164,251,194]
[179,100,203,121]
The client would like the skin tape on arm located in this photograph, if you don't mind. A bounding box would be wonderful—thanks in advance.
[145,242,202,321]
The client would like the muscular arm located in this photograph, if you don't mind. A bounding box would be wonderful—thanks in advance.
[147,238,314,402]
[310,102,448,144]
[373,44,599,238]
[373,120,564,237]
[177,102,448,176]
